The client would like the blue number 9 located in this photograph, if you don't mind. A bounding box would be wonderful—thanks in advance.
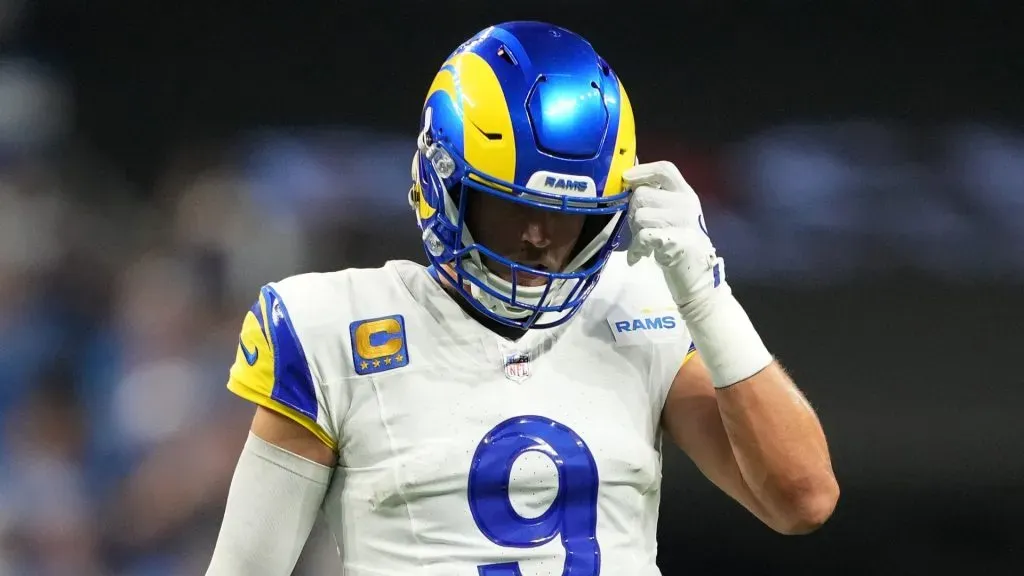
[467,415,601,576]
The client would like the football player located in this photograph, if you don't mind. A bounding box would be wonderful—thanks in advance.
[206,21,838,576]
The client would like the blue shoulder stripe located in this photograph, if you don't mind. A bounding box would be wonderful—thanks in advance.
[261,285,318,421]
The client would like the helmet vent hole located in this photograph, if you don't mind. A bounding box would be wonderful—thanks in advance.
[497,45,518,66]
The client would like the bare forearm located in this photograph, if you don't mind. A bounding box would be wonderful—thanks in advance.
[717,362,838,533]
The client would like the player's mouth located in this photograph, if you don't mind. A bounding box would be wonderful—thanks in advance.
[482,256,553,287]
[512,265,548,287]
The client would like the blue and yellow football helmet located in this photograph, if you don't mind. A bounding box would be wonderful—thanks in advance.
[411,21,636,329]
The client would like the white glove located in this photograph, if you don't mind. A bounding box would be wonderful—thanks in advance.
[623,160,725,314]
[624,160,772,388]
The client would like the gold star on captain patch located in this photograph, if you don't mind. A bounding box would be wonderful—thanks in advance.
[395,354,404,362]
[384,357,392,365]
[373,359,380,368]
[360,361,369,370]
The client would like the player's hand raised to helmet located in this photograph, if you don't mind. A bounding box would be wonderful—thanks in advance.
[623,160,725,310]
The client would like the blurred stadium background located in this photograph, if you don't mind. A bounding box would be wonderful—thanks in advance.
[0,1,1021,574]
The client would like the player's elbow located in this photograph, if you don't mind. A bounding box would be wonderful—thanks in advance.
[769,474,839,535]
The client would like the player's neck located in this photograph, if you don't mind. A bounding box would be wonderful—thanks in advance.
[431,264,528,341]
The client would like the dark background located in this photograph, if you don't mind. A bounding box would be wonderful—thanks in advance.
[21,2,1022,184]
[0,1,1021,574]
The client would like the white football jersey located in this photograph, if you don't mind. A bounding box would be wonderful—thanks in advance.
[227,251,696,576]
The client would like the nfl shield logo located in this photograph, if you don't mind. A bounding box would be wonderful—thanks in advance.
[503,352,532,383]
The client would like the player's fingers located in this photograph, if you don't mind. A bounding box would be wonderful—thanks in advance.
[629,184,671,210]
[623,161,687,192]
[631,185,702,224]
[622,226,663,260]
[630,206,675,230]
[627,189,653,232]
[626,248,645,267]
[626,228,662,266]
[626,244,651,266]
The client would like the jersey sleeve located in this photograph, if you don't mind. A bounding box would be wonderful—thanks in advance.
[603,253,698,410]
[684,340,698,364]
[227,283,338,451]
[648,316,697,409]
